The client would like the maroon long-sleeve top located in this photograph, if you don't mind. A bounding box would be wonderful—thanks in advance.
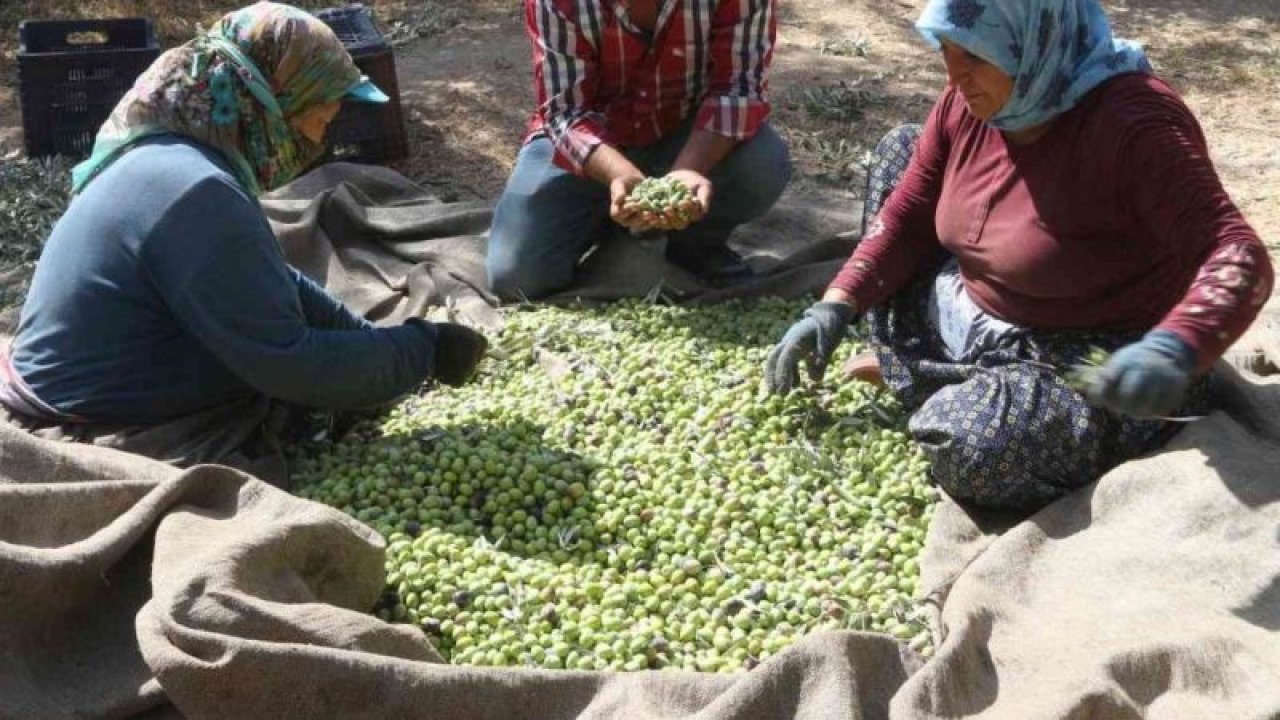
[831,73,1273,373]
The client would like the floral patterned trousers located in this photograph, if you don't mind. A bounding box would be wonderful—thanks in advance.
[861,125,1213,512]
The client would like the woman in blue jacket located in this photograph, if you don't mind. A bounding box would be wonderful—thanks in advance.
[0,3,486,477]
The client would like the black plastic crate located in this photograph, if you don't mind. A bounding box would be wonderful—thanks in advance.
[315,4,408,164]
[18,18,161,159]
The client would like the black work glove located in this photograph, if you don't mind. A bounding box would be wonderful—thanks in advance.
[432,323,489,387]
[764,301,856,394]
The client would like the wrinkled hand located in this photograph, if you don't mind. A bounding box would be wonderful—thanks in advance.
[764,301,856,394]
[1084,330,1196,418]
[432,323,489,387]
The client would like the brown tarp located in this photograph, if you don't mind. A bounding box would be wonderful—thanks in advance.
[1,165,1276,719]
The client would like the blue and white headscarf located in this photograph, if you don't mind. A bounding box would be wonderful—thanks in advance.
[916,0,1151,131]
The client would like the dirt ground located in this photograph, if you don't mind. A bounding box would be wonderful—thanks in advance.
[0,0,1277,245]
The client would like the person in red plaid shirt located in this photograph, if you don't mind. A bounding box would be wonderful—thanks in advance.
[487,0,792,299]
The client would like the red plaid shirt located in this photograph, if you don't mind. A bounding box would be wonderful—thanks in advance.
[524,0,777,174]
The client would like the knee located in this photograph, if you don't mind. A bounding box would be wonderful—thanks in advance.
[727,125,792,206]
[486,151,603,300]
[755,127,793,200]
[485,240,569,301]
[915,425,1008,508]
[486,190,578,300]
[485,253,528,301]
[908,387,1049,511]
[874,124,924,157]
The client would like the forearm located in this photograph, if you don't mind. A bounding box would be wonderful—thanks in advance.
[827,229,944,313]
[289,266,373,331]
[582,142,643,187]
[226,323,437,410]
[1156,235,1274,374]
[672,129,739,176]
[822,286,856,308]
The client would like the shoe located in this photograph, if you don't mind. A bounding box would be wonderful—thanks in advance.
[842,352,883,387]
[666,243,755,286]
[432,323,488,386]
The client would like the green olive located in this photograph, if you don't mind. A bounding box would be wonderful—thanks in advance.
[292,299,939,672]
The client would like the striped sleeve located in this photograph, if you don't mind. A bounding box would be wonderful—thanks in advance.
[527,0,608,173]
[695,0,776,140]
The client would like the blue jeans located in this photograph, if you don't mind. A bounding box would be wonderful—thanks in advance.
[487,123,792,299]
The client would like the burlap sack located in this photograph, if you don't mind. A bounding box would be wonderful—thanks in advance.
[2,165,1275,720]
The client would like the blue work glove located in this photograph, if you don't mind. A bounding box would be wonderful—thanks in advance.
[1084,329,1196,418]
[764,301,856,394]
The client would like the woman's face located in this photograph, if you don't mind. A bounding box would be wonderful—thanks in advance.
[940,40,1014,121]
[290,100,343,144]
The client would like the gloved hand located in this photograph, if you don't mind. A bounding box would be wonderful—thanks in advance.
[764,301,856,394]
[1084,329,1196,418]
[432,323,489,387]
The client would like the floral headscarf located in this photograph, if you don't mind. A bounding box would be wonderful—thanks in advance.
[72,2,363,195]
[915,0,1151,131]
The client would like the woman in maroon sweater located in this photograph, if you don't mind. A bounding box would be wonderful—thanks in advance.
[766,0,1273,512]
